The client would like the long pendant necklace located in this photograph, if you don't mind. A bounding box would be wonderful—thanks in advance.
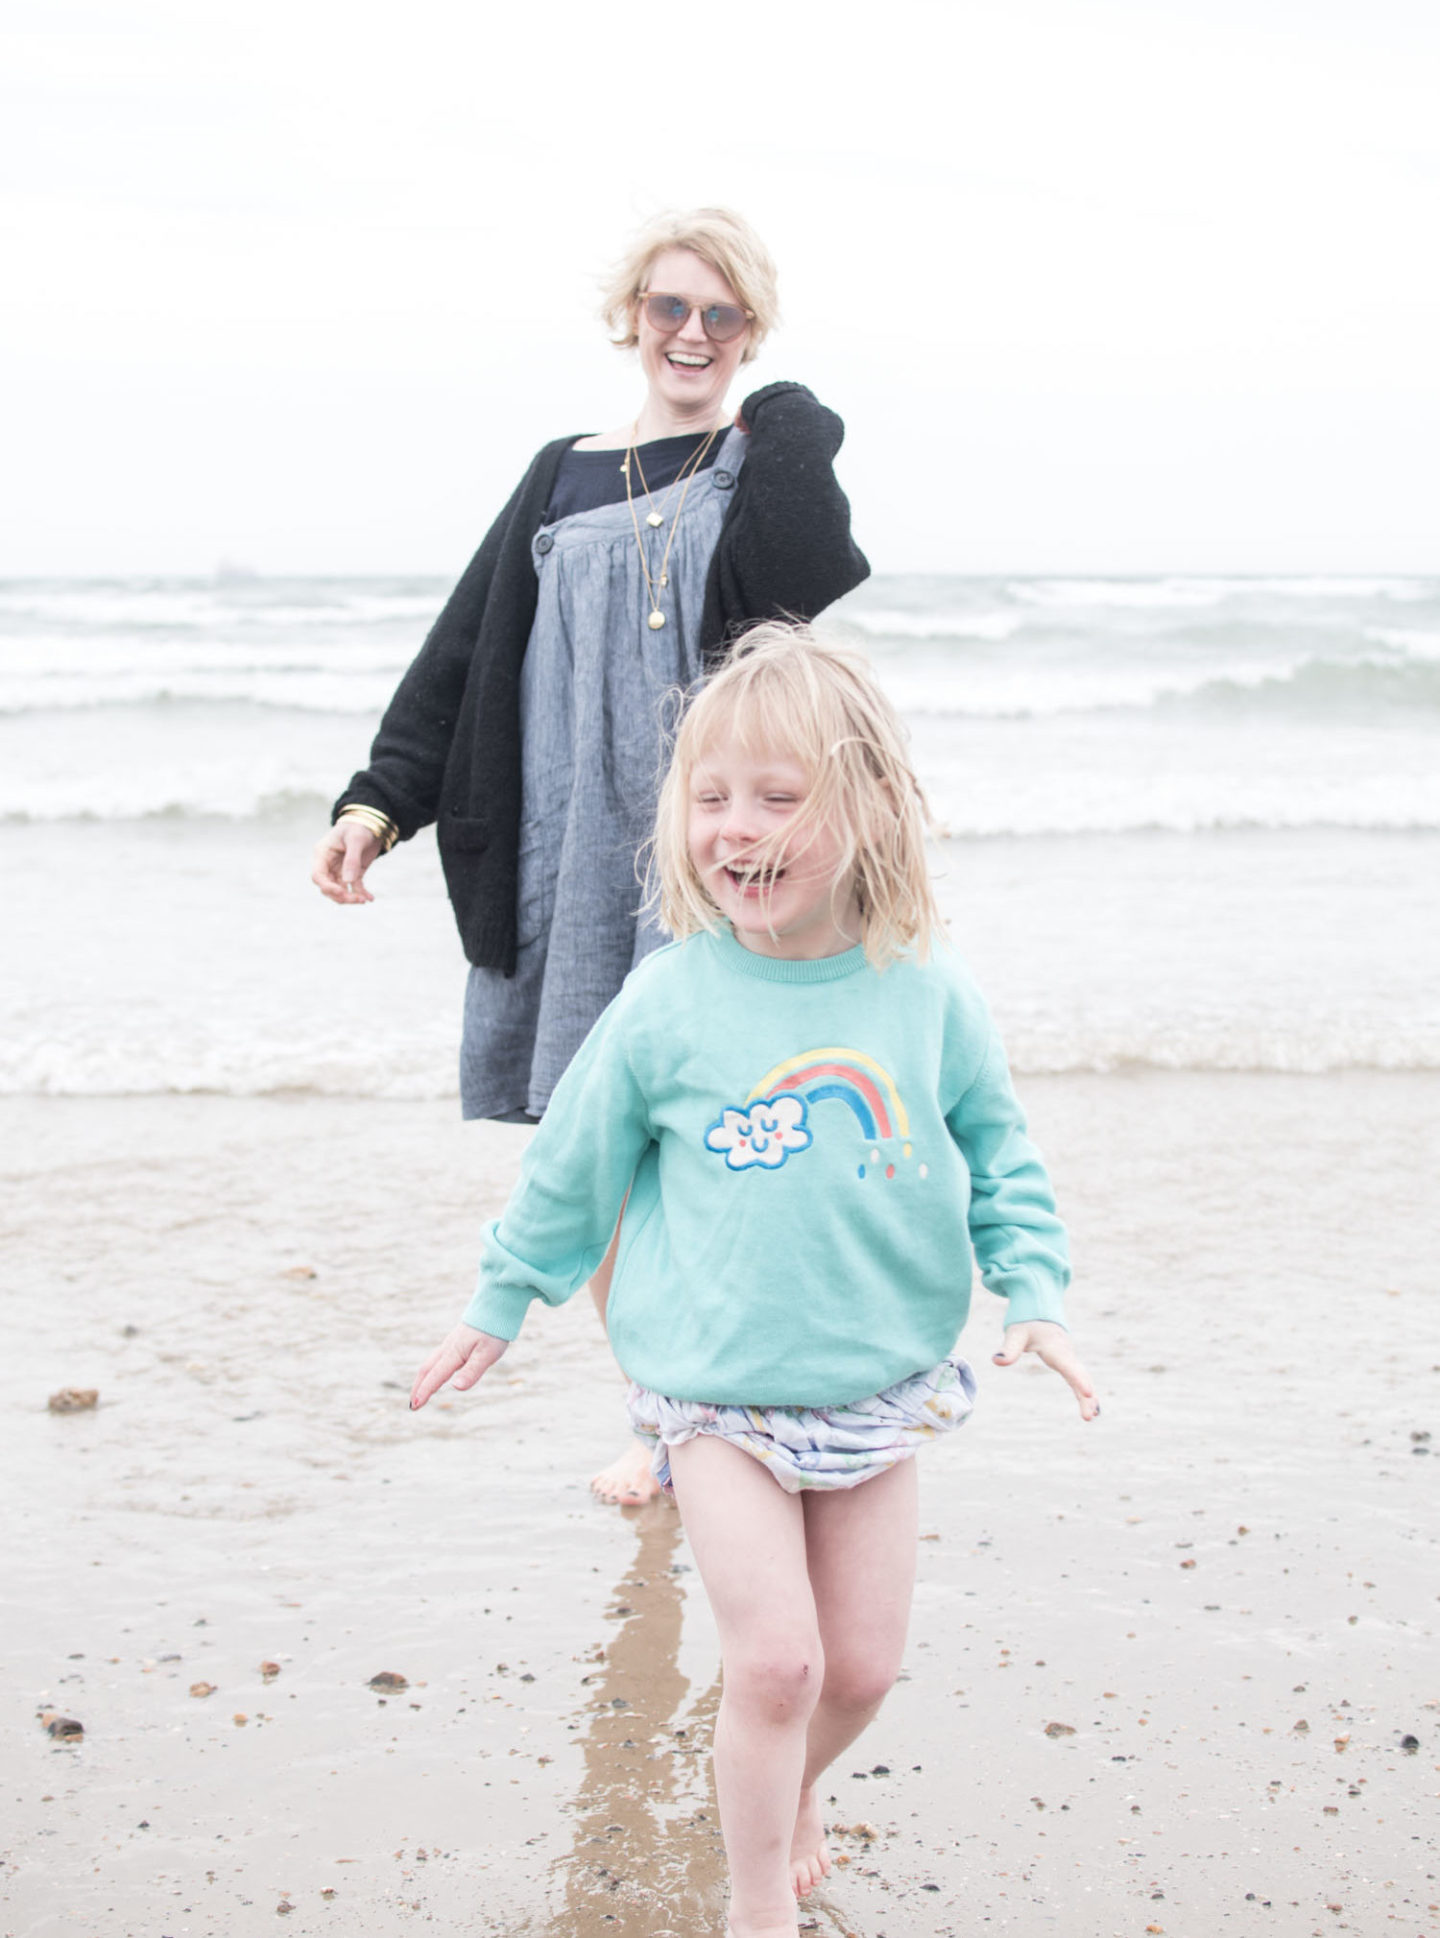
[622,421,723,631]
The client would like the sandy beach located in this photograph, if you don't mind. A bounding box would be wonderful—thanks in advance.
[4,1072,1436,1938]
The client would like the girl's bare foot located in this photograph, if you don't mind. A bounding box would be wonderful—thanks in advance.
[590,1439,662,1507]
[789,1783,830,1897]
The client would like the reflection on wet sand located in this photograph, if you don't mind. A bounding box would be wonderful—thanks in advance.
[549,1500,725,1937]
[537,1502,861,1938]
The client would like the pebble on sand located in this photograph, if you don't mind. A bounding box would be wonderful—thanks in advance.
[48,1388,98,1413]
[1044,1721,1077,1737]
[40,1712,84,1740]
[368,1671,408,1692]
[190,1682,217,1699]
[260,1661,282,1682]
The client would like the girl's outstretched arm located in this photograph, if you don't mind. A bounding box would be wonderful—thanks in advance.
[410,1324,509,1411]
[992,1320,1099,1421]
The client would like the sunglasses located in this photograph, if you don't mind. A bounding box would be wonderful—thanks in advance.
[639,290,754,345]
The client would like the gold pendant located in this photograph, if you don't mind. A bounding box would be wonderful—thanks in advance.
[648,610,666,630]
[646,512,664,529]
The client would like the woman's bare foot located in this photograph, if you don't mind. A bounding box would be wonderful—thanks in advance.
[789,1783,830,1897]
[590,1439,662,1507]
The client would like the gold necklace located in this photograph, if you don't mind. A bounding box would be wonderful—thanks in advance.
[622,422,723,630]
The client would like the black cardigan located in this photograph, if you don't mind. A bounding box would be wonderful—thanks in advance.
[335,381,870,973]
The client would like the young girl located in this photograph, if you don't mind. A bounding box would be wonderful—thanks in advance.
[411,622,1098,1938]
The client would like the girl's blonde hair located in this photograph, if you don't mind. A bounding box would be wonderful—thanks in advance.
[600,207,779,365]
[649,622,942,967]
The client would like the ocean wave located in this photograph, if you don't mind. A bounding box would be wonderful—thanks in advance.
[930,809,1440,837]
[8,645,1431,724]
[1366,626,1440,661]
[1000,1021,1440,1076]
[841,608,1024,642]
[878,644,1440,722]
[1005,575,1436,609]
[0,675,398,716]
[0,1037,460,1101]
[1007,578,1237,610]
[0,582,444,633]
[4,1021,1433,1095]
[0,785,331,824]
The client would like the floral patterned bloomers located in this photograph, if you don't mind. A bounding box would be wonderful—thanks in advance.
[626,1357,978,1495]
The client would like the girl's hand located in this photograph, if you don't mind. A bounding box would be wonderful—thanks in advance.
[410,1324,509,1410]
[311,820,381,904]
[993,1320,1099,1421]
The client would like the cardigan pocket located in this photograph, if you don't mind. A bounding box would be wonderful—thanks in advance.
[444,813,491,856]
[439,812,491,940]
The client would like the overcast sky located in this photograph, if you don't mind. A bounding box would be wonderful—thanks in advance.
[4,0,1437,577]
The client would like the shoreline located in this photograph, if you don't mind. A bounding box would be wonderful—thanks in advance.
[4,1075,1436,1937]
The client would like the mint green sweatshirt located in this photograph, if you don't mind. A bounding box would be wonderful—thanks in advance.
[463,927,1069,1408]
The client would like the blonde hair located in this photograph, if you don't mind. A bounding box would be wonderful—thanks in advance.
[648,623,942,967]
[600,207,779,365]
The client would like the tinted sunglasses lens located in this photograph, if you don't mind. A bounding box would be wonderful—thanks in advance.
[642,294,750,342]
[643,294,688,333]
[701,304,748,343]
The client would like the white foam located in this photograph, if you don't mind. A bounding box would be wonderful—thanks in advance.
[1007,578,1234,609]
[1006,575,1435,608]
[4,1014,1433,1094]
[0,670,398,715]
[841,608,1023,642]
[1365,626,1440,661]
[874,654,1318,720]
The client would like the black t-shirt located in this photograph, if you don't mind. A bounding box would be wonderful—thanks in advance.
[543,429,725,524]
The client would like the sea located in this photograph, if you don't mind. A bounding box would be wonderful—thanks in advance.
[3,572,1437,1098]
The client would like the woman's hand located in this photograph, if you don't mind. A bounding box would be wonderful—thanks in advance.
[993,1320,1100,1421]
[311,820,381,903]
[410,1324,509,1410]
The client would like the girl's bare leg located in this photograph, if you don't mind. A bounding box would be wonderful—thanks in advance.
[669,1436,819,1938]
[587,1206,661,1506]
[788,1457,919,1894]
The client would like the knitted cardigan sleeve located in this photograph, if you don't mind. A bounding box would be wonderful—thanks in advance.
[700,381,870,664]
[331,442,563,839]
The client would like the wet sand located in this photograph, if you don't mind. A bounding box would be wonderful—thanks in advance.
[3,1074,1437,1938]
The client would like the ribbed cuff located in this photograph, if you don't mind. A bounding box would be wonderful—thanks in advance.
[462,1280,533,1342]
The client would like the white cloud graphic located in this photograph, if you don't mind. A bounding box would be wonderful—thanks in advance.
[704,1095,812,1171]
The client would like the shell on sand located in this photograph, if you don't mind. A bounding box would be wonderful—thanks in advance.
[47,1388,98,1413]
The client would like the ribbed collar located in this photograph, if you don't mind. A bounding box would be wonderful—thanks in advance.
[710,926,870,984]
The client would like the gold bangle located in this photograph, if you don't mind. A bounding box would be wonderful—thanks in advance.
[337,804,399,853]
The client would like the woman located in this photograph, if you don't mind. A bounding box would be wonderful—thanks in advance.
[312,207,868,1504]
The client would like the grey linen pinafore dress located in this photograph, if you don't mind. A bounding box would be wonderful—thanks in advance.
[460,428,747,1121]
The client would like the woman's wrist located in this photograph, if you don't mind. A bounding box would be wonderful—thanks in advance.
[336,803,399,852]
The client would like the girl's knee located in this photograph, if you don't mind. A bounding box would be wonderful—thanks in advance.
[725,1636,824,1723]
[821,1649,900,1716]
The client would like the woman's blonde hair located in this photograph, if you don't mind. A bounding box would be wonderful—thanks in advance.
[648,622,942,967]
[600,207,779,365]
